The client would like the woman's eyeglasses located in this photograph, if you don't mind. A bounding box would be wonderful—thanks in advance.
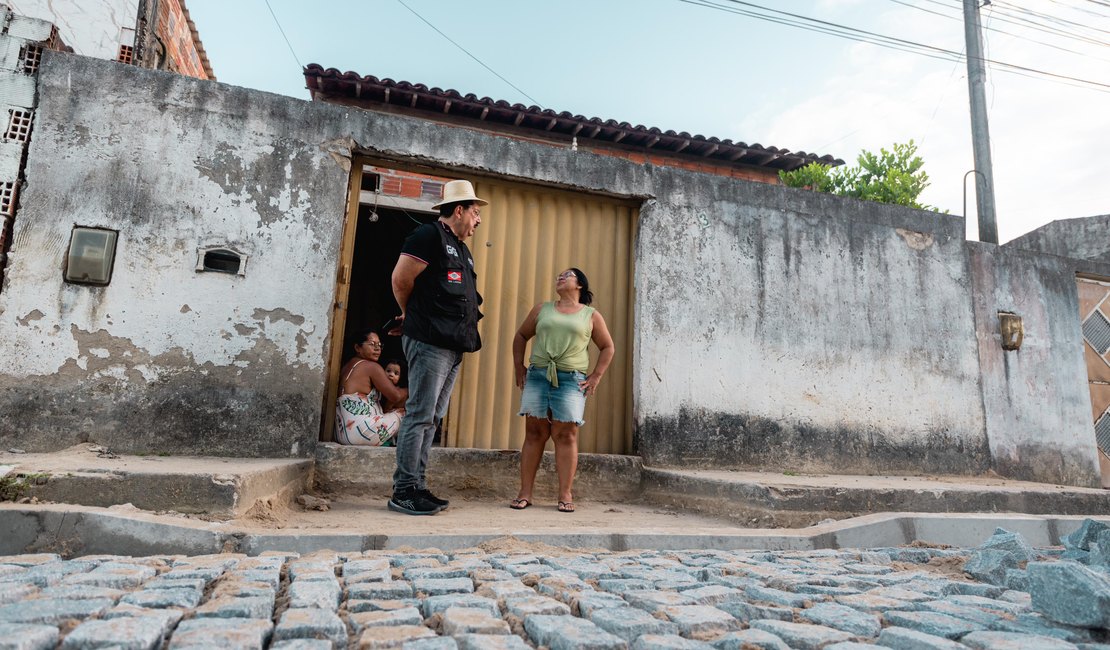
[363,341,382,349]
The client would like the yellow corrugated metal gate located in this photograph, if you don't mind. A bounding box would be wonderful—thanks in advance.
[444,179,637,454]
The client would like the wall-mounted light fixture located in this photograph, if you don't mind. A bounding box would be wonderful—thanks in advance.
[999,311,1024,351]
[64,226,118,286]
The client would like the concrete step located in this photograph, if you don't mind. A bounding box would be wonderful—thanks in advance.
[315,443,1110,527]
[0,445,310,518]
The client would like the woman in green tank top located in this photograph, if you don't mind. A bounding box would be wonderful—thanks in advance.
[510,268,616,513]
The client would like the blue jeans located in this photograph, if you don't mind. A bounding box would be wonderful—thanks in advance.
[393,335,463,493]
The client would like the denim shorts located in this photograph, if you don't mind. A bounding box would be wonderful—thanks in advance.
[518,366,587,425]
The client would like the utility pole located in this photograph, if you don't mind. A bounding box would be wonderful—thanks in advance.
[963,0,998,244]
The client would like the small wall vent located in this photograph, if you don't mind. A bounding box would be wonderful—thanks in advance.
[196,246,247,276]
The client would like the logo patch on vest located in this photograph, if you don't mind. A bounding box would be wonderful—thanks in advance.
[446,270,463,284]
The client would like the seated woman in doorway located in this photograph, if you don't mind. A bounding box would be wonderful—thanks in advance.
[336,330,408,446]
[510,268,615,512]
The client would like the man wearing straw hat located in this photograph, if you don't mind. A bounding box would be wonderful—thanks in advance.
[388,179,488,515]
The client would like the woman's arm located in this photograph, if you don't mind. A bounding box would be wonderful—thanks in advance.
[367,362,408,405]
[580,310,615,397]
[513,303,543,389]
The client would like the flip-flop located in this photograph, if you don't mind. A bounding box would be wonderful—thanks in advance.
[557,501,576,513]
[509,498,531,510]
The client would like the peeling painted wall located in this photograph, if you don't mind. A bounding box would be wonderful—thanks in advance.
[0,52,1100,485]
[0,53,347,456]
[969,243,1101,486]
[6,0,137,59]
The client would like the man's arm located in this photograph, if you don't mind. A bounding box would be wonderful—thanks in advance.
[391,255,428,317]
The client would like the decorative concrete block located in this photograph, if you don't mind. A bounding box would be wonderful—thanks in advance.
[440,607,511,636]
[747,620,852,650]
[61,616,165,650]
[797,602,881,637]
[881,611,987,639]
[0,623,57,650]
[874,626,966,650]
[589,606,678,641]
[272,608,346,647]
[349,607,424,634]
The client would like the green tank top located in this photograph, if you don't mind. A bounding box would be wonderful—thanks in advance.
[529,301,595,387]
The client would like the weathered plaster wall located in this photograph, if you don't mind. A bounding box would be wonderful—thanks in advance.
[0,53,348,456]
[0,52,1099,485]
[6,0,137,59]
[969,243,1101,486]
[1006,215,1110,264]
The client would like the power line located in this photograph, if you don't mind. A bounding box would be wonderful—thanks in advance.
[679,0,1110,93]
[263,0,301,69]
[395,0,542,108]
[993,0,1110,39]
[920,0,1109,47]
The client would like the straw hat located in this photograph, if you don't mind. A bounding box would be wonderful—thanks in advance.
[432,179,488,209]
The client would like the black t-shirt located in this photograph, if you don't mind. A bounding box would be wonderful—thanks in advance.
[399,222,446,269]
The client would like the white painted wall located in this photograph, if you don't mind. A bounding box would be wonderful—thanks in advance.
[7,0,137,59]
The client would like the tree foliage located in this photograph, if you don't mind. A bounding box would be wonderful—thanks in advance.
[779,140,938,211]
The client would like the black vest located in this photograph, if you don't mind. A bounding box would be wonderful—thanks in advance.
[403,222,483,352]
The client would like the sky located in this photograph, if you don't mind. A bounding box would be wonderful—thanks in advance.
[187,0,1110,243]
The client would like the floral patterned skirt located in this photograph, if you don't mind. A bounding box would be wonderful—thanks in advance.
[335,392,401,446]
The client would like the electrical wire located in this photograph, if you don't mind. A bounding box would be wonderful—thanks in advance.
[395,0,542,108]
[679,0,1110,93]
[263,0,301,69]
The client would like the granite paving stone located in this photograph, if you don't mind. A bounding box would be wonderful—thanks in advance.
[415,578,475,597]
[824,644,883,650]
[193,595,275,619]
[961,630,1078,649]
[915,600,1002,627]
[349,607,425,634]
[271,608,347,647]
[1065,520,1110,551]
[288,580,342,610]
[503,594,572,618]
[881,610,988,639]
[402,638,458,650]
[212,580,277,599]
[657,605,738,639]
[61,616,166,650]
[710,629,791,650]
[988,613,1093,643]
[439,606,511,635]
[422,595,500,618]
[797,602,882,637]
[119,587,202,609]
[0,598,115,625]
[168,617,274,649]
[348,598,422,613]
[574,592,631,616]
[630,634,714,649]
[454,634,530,650]
[473,581,533,601]
[598,579,654,595]
[747,620,854,650]
[100,604,183,635]
[356,625,436,649]
[623,590,697,613]
[589,605,679,641]
[349,581,415,600]
[715,600,793,623]
[0,585,38,606]
[1028,560,1110,628]
[874,626,967,650]
[0,623,58,650]
[678,585,744,606]
[745,585,823,608]
[269,641,334,650]
[34,586,124,602]
[523,614,628,650]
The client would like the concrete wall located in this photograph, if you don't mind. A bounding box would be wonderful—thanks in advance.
[0,53,348,456]
[968,243,1100,486]
[0,52,1100,485]
[1006,215,1110,264]
[6,0,136,59]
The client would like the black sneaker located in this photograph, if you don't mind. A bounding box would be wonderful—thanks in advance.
[417,488,449,508]
[388,489,444,516]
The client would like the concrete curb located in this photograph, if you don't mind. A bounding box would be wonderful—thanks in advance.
[2,504,1105,556]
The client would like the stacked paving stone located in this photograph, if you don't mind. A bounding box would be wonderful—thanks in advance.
[1,522,1110,648]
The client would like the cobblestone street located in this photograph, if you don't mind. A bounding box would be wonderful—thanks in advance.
[3,522,1110,649]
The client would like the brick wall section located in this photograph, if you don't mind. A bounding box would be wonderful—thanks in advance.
[367,166,448,203]
[155,0,208,80]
